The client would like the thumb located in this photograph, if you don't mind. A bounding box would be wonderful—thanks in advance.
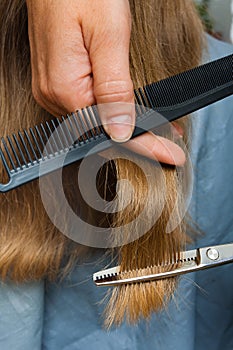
[88,4,134,142]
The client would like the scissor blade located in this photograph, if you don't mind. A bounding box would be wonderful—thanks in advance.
[93,243,233,287]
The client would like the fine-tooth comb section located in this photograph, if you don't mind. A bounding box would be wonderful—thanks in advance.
[137,54,233,120]
[0,54,232,192]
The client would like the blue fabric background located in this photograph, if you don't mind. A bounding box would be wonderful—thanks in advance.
[0,35,232,350]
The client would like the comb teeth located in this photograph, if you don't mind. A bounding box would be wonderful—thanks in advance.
[0,99,150,187]
[139,54,233,109]
[0,107,108,192]
[1,108,105,171]
[134,54,233,121]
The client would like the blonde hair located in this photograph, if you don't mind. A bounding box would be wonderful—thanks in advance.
[0,0,204,326]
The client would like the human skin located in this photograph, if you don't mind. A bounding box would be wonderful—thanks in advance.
[26,0,185,166]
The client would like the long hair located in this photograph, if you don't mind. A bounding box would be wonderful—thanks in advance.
[103,0,204,327]
[0,0,204,326]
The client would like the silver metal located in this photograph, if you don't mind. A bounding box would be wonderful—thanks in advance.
[206,248,219,260]
[93,243,233,287]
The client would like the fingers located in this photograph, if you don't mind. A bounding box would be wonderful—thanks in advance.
[123,132,186,166]
[26,0,95,116]
[81,0,134,142]
[100,131,185,166]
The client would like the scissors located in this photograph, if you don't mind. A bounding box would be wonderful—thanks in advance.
[93,243,233,287]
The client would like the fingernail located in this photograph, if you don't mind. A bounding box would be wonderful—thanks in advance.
[107,115,133,143]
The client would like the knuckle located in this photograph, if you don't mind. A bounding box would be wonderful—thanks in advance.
[39,78,63,105]
[39,81,50,99]
[46,83,61,103]
[32,78,51,101]
[32,77,63,112]
[31,84,43,105]
[94,80,134,103]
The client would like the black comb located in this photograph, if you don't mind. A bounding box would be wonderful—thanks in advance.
[0,54,232,192]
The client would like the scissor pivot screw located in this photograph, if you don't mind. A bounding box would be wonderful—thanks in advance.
[206,248,219,261]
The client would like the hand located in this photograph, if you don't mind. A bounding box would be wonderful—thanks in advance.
[124,128,186,166]
[26,0,185,166]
